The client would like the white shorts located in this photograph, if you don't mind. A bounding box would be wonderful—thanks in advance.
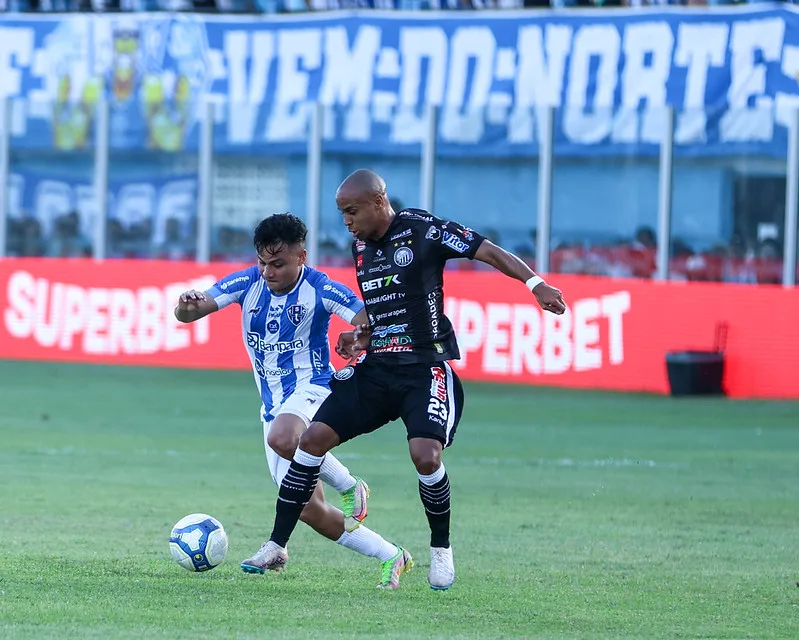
[262,384,331,485]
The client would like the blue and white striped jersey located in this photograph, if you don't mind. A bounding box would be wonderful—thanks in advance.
[206,265,363,421]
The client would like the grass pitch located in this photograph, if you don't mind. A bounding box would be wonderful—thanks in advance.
[0,361,797,639]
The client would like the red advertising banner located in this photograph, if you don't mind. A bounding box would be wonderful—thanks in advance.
[1,258,797,399]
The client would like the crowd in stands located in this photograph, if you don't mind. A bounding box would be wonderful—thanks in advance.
[6,207,791,283]
[0,0,780,14]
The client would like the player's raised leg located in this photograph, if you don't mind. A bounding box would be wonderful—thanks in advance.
[241,482,410,587]
[303,484,413,589]
[255,361,394,573]
[265,412,370,531]
[243,421,343,572]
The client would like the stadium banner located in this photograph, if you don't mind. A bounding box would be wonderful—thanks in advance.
[1,8,799,157]
[1,257,797,399]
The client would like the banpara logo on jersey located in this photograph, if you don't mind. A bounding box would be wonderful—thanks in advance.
[246,333,303,354]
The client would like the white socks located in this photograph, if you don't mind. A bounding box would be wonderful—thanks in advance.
[337,527,398,562]
[269,447,395,562]
[270,447,355,494]
[319,453,357,493]
[418,464,447,486]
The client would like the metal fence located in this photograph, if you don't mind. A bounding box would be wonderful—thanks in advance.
[1,98,797,286]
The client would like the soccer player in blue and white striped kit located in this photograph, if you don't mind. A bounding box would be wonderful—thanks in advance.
[175,213,412,589]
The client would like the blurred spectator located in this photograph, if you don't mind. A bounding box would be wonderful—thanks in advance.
[15,218,46,257]
[107,219,127,259]
[107,218,153,259]
[754,238,782,284]
[4,0,749,11]
[757,238,781,261]
[212,225,253,262]
[722,233,757,284]
[514,228,536,261]
[155,217,195,260]
[633,225,657,251]
[671,238,694,258]
[47,211,92,258]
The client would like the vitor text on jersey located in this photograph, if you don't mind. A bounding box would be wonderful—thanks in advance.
[445,292,630,375]
[3,271,213,354]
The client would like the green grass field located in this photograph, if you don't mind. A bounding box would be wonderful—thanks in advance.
[0,361,797,639]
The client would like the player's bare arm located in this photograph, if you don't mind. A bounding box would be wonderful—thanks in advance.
[174,290,219,323]
[335,308,371,360]
[474,240,567,315]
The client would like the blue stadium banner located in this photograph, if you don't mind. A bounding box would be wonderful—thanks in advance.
[1,8,799,157]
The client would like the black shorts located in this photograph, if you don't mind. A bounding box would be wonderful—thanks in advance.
[314,358,465,447]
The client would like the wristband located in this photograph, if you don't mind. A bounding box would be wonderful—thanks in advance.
[525,275,545,291]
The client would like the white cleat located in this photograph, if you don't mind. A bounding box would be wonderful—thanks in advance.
[240,541,288,574]
[428,546,455,590]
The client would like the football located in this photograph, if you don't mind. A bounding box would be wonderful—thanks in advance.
[169,513,229,572]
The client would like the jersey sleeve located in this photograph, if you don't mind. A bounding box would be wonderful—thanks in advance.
[427,216,486,261]
[205,266,258,310]
[319,275,364,323]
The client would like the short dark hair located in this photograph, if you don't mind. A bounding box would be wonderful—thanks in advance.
[253,213,307,254]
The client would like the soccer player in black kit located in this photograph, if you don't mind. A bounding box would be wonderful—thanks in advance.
[246,169,567,590]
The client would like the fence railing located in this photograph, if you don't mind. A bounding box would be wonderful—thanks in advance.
[1,98,797,287]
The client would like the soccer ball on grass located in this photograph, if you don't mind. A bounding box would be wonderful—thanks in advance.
[169,513,228,572]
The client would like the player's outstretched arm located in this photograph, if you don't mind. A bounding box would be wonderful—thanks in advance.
[474,240,567,315]
[174,290,219,324]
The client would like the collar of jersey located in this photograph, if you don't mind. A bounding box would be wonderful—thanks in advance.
[375,212,402,243]
[266,265,306,298]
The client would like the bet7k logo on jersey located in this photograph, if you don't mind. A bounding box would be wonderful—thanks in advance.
[361,274,401,292]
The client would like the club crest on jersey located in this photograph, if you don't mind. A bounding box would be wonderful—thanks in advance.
[287,304,308,326]
[394,246,414,267]
[267,320,279,334]
[425,226,441,241]
[334,366,355,381]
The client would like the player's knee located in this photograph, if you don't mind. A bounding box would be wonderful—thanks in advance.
[266,428,300,460]
[409,442,442,475]
[298,422,338,456]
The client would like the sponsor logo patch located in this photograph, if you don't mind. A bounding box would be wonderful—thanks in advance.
[334,366,355,381]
